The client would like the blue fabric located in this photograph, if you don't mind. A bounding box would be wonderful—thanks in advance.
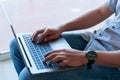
[105,0,118,12]
[10,39,25,75]
[10,32,120,80]
[84,0,120,51]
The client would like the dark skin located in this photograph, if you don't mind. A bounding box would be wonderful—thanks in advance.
[31,4,120,68]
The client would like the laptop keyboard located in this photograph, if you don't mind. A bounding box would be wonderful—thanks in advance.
[22,34,58,70]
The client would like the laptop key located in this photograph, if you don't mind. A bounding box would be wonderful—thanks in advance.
[22,34,58,70]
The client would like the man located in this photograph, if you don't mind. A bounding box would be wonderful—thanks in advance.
[10,0,120,80]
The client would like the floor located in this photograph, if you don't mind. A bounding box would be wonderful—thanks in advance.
[0,0,105,80]
[0,59,18,80]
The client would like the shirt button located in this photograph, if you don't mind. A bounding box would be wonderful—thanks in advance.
[99,33,103,37]
[112,26,115,29]
[94,30,98,34]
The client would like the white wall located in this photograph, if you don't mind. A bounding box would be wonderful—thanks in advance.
[0,0,105,80]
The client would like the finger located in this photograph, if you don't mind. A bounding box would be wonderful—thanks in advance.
[31,29,44,42]
[36,28,50,43]
[50,55,66,64]
[44,49,65,57]
[44,51,53,57]
[44,34,60,42]
[43,53,57,62]
[59,60,69,66]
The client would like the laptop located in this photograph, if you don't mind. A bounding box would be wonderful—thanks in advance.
[1,2,80,75]
[10,25,81,75]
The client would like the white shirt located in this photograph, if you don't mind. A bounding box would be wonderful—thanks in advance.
[82,0,120,51]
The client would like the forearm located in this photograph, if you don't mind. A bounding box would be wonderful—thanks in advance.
[95,50,120,68]
[60,4,113,32]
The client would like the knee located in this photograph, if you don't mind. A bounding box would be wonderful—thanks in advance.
[10,38,17,49]
[19,68,31,80]
[9,38,20,58]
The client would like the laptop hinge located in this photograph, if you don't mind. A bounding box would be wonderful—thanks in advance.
[18,37,32,67]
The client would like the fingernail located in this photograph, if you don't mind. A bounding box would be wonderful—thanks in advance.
[43,59,46,62]
[36,41,40,44]
[44,54,47,57]
[31,37,33,41]
[44,39,47,42]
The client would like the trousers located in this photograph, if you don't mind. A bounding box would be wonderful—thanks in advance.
[10,32,120,80]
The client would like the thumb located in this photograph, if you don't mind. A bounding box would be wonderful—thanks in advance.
[59,60,69,66]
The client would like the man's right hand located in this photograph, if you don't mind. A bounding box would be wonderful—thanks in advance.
[31,27,63,44]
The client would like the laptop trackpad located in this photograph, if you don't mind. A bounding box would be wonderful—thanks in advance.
[49,37,71,50]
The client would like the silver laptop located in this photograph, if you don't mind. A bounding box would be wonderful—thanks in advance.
[1,2,80,75]
[10,25,80,75]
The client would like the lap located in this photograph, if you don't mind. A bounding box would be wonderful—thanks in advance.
[61,32,88,50]
[19,66,120,80]
[11,32,120,80]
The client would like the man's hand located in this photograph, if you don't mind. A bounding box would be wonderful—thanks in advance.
[31,27,63,44]
[43,49,88,67]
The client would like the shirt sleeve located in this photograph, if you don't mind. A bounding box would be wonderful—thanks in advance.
[105,0,118,12]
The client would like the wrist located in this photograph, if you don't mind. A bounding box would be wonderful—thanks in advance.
[59,22,73,32]
[80,52,88,65]
[85,50,97,69]
[83,52,88,65]
[59,25,68,32]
